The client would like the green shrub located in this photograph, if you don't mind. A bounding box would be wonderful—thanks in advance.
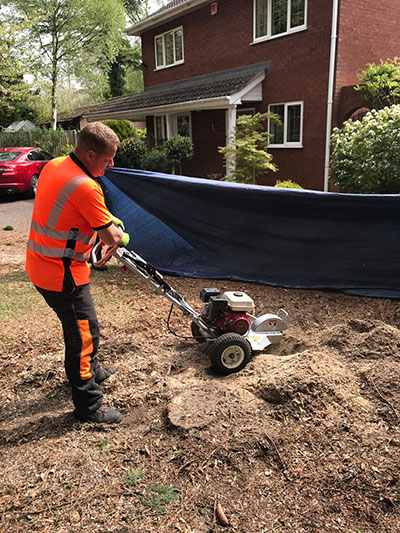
[141,148,173,174]
[275,179,303,189]
[61,143,74,156]
[163,135,194,174]
[114,136,147,168]
[103,120,145,141]
[356,58,400,110]
[33,126,68,155]
[330,104,400,194]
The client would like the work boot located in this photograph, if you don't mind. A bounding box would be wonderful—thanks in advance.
[91,263,108,271]
[95,365,117,384]
[74,407,123,424]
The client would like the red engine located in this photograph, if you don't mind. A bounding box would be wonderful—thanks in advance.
[217,311,251,335]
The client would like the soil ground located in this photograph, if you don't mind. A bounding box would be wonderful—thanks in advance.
[0,197,399,533]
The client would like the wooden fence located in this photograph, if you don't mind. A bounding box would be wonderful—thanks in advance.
[0,130,77,157]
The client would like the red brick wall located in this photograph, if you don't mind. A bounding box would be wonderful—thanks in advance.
[141,0,334,189]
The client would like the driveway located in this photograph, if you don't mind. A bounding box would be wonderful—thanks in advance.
[0,196,34,232]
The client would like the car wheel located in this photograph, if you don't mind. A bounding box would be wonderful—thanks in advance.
[29,174,39,197]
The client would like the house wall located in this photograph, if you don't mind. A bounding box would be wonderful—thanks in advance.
[333,0,400,126]
[140,0,333,189]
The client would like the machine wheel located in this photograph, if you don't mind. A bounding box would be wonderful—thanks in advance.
[29,174,39,197]
[209,333,252,375]
[191,321,206,343]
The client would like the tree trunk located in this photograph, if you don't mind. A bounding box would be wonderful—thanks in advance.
[50,78,57,130]
[50,20,58,131]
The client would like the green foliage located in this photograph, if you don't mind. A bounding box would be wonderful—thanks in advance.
[60,144,74,156]
[0,20,37,126]
[122,470,144,485]
[163,135,194,174]
[114,137,147,168]
[108,40,143,98]
[115,134,188,174]
[3,226,14,231]
[4,0,126,128]
[219,113,278,184]
[141,484,180,514]
[356,58,400,110]
[141,148,173,174]
[32,127,67,155]
[330,105,400,194]
[103,120,139,141]
[275,179,303,189]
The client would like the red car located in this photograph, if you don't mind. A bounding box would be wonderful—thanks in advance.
[0,147,54,196]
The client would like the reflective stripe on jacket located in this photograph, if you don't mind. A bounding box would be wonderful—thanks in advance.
[26,155,112,292]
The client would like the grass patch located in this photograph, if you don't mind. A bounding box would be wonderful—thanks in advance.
[0,272,44,320]
[122,469,144,485]
[141,484,180,514]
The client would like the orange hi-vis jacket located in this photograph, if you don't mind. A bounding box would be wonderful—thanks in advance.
[26,155,112,292]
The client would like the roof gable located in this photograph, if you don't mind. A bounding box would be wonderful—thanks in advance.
[126,0,207,35]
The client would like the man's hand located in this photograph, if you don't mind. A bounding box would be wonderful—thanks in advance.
[119,232,130,247]
[110,214,125,230]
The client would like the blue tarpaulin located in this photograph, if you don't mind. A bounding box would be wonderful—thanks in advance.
[99,168,400,299]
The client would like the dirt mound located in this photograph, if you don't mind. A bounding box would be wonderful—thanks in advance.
[246,350,372,420]
[324,318,400,360]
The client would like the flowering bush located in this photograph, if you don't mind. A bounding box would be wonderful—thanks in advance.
[330,105,400,193]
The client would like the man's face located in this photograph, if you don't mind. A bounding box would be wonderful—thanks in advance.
[87,144,118,177]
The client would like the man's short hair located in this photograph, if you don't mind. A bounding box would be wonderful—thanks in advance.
[76,122,120,153]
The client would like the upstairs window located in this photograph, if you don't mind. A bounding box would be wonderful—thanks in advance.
[254,0,306,41]
[155,26,184,69]
[268,101,303,147]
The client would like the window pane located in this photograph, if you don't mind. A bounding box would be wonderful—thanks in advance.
[270,105,284,144]
[287,105,301,142]
[155,116,166,143]
[271,0,287,36]
[177,115,190,137]
[165,31,174,65]
[174,28,183,61]
[291,0,305,28]
[156,36,164,67]
[255,0,268,38]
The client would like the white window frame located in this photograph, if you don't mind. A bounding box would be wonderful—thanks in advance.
[154,115,167,144]
[268,101,303,148]
[154,113,192,143]
[154,26,184,70]
[171,113,192,138]
[252,0,307,43]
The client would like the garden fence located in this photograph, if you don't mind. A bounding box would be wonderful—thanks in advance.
[0,130,77,156]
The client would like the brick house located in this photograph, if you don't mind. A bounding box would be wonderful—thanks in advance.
[86,0,400,190]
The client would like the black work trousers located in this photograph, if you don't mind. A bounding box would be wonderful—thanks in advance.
[36,283,103,414]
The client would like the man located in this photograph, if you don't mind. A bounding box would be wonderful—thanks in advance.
[26,122,129,424]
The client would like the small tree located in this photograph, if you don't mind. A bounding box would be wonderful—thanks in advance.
[163,135,194,174]
[218,112,278,184]
[330,105,400,194]
[356,58,400,110]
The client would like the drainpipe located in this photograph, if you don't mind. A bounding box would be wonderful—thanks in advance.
[324,0,339,192]
[225,105,237,176]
